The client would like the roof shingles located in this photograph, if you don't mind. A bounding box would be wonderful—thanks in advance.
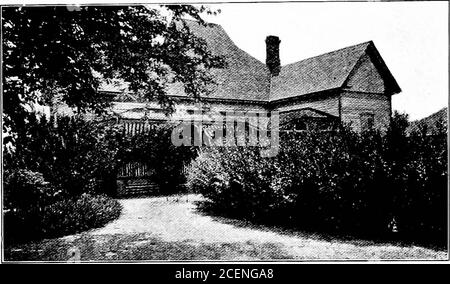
[270,42,371,101]
[184,21,271,101]
[100,20,399,103]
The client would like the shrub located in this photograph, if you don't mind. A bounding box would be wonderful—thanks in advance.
[4,193,122,244]
[40,193,122,237]
[396,127,447,243]
[4,169,61,214]
[4,115,121,196]
[3,115,123,243]
[188,147,278,219]
[187,117,447,246]
[4,169,62,241]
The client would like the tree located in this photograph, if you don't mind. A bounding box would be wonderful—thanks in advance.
[2,5,225,136]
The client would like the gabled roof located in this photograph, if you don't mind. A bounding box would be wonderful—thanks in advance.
[99,21,401,104]
[172,23,401,102]
[270,41,401,101]
[180,20,271,101]
[270,42,371,101]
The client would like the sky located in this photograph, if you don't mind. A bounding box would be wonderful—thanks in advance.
[198,1,449,121]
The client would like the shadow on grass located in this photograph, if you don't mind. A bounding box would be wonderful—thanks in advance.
[4,233,293,262]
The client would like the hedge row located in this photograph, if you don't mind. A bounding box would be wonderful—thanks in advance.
[187,115,447,247]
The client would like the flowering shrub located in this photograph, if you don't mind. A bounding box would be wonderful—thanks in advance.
[187,114,447,246]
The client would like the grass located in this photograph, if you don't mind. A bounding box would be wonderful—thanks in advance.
[4,233,292,261]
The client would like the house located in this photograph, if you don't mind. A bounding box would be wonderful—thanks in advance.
[52,20,401,196]
[97,20,401,135]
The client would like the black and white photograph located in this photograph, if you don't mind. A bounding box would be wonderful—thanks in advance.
[0,0,448,266]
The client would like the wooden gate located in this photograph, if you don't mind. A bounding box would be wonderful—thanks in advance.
[118,161,153,178]
[116,119,161,197]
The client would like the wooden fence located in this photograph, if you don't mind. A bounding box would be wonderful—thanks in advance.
[117,161,153,178]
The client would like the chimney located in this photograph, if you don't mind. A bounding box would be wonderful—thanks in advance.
[265,35,281,76]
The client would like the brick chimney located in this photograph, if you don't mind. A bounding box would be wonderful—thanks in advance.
[265,35,281,76]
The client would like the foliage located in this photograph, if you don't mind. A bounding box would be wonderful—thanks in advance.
[3,119,194,243]
[3,115,121,197]
[4,169,61,215]
[3,116,123,243]
[2,5,226,244]
[2,5,225,134]
[41,194,122,237]
[4,114,197,201]
[4,193,122,244]
[187,113,448,246]
[397,119,447,240]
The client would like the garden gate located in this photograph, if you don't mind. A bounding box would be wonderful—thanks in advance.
[116,119,159,197]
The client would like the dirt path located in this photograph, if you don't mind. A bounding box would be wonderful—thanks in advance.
[5,195,447,261]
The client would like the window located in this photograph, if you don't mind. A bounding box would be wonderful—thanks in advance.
[293,120,307,131]
[186,109,210,115]
[360,113,375,131]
